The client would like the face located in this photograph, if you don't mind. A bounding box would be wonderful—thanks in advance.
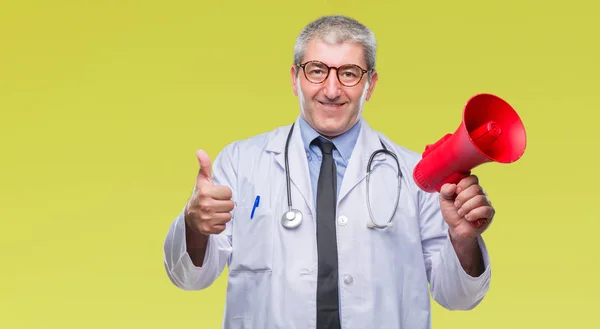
[291,39,379,139]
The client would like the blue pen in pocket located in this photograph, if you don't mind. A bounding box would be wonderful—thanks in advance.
[250,195,260,219]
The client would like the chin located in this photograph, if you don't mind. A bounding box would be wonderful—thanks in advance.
[315,121,347,138]
[304,108,356,137]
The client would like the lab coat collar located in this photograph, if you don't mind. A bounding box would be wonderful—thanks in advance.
[265,115,387,212]
[337,116,387,204]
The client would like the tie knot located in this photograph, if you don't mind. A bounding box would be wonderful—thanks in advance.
[313,138,335,155]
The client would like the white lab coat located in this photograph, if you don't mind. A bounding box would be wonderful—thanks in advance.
[163,116,491,329]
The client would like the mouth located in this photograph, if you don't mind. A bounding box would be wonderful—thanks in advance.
[317,100,346,109]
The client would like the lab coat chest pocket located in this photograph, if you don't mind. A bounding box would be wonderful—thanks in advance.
[230,206,275,273]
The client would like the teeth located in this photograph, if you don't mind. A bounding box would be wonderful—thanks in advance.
[318,101,344,108]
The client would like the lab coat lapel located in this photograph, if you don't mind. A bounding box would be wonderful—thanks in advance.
[338,118,386,205]
[267,117,315,216]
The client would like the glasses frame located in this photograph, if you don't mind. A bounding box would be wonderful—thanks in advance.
[296,60,370,87]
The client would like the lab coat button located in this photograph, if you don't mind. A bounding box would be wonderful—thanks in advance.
[338,215,348,226]
[344,275,353,285]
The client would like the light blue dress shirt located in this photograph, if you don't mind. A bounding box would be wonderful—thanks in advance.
[297,115,361,206]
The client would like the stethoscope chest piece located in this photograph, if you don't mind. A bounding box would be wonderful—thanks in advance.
[281,209,303,229]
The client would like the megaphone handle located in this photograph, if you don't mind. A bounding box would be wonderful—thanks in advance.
[438,171,471,189]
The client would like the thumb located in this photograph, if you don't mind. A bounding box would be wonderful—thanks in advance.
[196,149,213,186]
[439,183,458,203]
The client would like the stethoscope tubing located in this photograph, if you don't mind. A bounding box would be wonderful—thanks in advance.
[282,122,403,230]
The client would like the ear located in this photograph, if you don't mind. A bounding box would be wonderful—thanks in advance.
[291,65,299,96]
[365,70,379,101]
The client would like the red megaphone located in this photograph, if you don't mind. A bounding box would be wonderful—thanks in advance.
[413,93,527,225]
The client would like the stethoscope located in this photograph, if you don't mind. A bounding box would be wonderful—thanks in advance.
[280,122,403,230]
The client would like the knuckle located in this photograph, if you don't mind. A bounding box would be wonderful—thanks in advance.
[200,223,211,233]
[198,187,212,198]
[476,194,488,204]
[185,206,201,220]
[467,184,481,195]
[476,184,484,194]
[199,212,212,221]
[483,196,492,206]
[198,200,213,213]
[184,207,195,218]
[481,186,488,196]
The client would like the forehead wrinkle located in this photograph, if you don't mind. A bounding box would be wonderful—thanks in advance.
[303,39,366,69]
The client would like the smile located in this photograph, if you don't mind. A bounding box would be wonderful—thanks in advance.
[318,101,346,108]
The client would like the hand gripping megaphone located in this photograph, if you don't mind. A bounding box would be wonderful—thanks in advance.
[413,93,527,224]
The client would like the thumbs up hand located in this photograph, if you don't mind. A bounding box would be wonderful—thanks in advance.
[184,149,235,235]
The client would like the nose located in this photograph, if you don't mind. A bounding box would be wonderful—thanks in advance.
[322,68,342,100]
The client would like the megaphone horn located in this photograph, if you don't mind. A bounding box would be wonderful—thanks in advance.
[413,93,527,193]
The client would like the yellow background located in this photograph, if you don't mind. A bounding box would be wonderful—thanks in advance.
[1,0,598,328]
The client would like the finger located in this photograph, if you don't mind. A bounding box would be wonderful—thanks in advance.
[210,212,233,225]
[199,223,227,235]
[439,183,458,201]
[196,214,231,234]
[454,184,484,208]
[210,199,235,213]
[457,194,490,218]
[211,185,233,200]
[196,149,213,186]
[194,198,234,215]
[198,185,231,200]
[464,206,495,223]
[456,174,479,194]
[209,224,227,234]
[480,187,492,205]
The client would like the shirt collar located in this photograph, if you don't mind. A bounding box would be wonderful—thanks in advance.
[298,115,361,163]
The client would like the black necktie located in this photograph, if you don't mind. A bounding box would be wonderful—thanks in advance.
[313,138,341,329]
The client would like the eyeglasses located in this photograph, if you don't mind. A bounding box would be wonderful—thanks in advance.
[296,60,369,87]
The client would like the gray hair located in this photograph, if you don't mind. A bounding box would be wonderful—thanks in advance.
[293,15,377,74]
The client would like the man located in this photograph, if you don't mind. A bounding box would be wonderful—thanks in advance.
[163,15,493,329]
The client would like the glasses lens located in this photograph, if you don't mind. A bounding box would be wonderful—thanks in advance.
[337,65,363,86]
[304,62,329,83]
